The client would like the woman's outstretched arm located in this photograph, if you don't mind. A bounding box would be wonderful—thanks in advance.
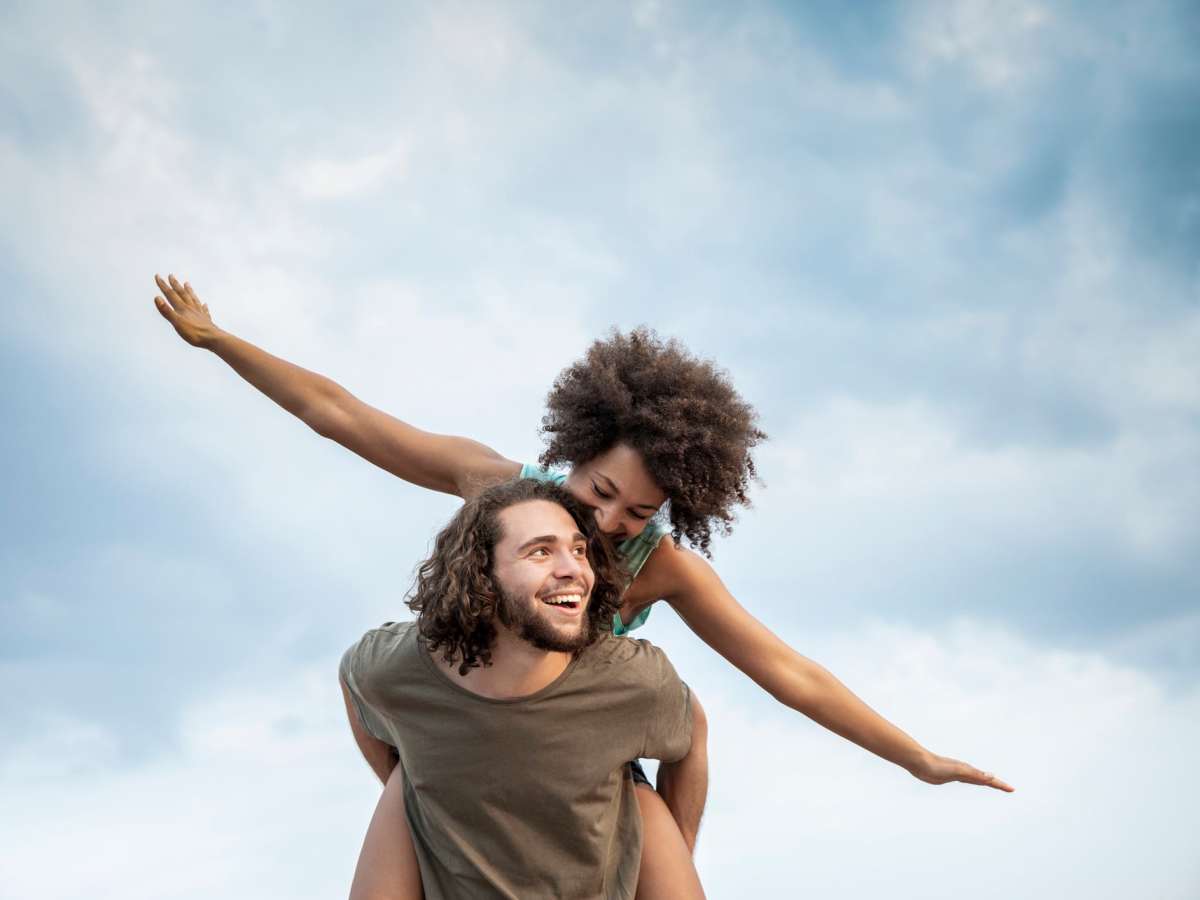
[152,273,520,498]
[630,542,1015,792]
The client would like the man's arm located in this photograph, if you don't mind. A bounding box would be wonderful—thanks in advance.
[153,274,520,497]
[340,673,397,786]
[654,692,708,853]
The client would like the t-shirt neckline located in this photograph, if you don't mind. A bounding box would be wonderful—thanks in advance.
[415,634,586,705]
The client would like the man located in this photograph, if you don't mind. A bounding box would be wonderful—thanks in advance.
[339,478,703,899]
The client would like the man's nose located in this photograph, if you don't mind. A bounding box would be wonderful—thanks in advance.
[553,548,586,579]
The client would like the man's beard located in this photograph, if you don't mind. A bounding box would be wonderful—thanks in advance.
[496,585,599,653]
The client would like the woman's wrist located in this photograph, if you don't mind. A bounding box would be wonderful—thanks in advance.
[905,747,935,778]
[200,324,231,352]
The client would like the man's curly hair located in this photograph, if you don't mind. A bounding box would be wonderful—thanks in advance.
[406,478,628,675]
[539,327,766,556]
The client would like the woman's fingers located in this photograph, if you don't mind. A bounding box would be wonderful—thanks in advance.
[155,274,184,311]
[167,273,192,307]
[922,755,1015,792]
[960,763,1014,792]
[152,274,216,347]
[155,274,209,322]
[183,282,214,322]
[982,773,1014,792]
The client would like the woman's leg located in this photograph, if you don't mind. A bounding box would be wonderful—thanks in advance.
[634,786,706,899]
[349,764,424,900]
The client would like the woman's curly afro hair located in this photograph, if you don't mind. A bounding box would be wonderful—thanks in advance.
[540,327,766,556]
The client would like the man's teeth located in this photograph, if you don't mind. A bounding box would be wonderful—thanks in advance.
[543,594,582,606]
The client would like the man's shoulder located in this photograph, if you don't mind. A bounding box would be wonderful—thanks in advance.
[341,621,420,685]
[580,632,675,684]
[360,620,418,650]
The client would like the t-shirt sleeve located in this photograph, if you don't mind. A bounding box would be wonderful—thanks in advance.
[638,644,693,763]
[339,629,398,748]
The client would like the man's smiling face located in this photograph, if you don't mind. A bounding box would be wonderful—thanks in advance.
[491,499,598,653]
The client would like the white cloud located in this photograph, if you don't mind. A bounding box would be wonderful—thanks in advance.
[909,0,1054,89]
[1029,195,1200,422]
[0,667,375,900]
[751,390,1196,588]
[632,0,662,31]
[427,6,520,79]
[285,142,407,200]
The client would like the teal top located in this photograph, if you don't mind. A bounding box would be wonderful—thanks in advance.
[518,463,670,636]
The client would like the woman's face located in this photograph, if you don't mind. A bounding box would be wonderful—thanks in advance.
[563,443,667,542]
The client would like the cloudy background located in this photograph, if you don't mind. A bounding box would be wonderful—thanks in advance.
[2,1,1198,897]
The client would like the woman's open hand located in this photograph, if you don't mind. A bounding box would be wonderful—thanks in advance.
[913,752,1014,792]
[153,273,219,348]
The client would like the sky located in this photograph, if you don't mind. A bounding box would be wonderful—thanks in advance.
[2,0,1198,897]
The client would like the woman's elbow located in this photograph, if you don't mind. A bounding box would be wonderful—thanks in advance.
[304,399,346,440]
[765,656,826,714]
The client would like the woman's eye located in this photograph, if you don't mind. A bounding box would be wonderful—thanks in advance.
[591,483,612,499]
[630,512,650,521]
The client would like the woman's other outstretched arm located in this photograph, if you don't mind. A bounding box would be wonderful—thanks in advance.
[153,274,520,498]
[631,542,1015,793]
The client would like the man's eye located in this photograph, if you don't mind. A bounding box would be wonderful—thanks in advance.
[530,548,550,557]
[572,545,587,556]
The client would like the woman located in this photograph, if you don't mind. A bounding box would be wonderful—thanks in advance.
[153,274,1012,897]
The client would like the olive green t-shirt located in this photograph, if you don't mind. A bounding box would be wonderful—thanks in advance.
[340,622,693,900]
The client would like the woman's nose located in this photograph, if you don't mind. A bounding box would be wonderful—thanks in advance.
[593,504,618,535]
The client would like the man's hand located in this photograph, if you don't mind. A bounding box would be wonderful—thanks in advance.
[153,273,220,348]
[912,752,1014,792]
